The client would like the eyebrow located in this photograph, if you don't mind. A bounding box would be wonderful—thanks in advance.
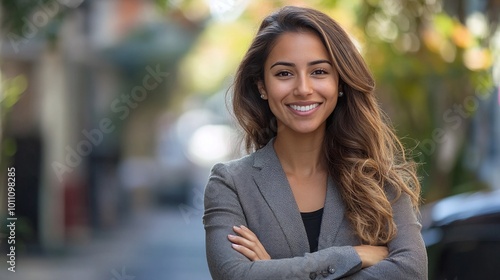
[270,59,332,69]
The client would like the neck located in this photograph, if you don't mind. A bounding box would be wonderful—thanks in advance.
[273,127,326,176]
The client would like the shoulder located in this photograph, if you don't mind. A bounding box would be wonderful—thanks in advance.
[204,152,259,204]
[207,151,259,194]
[211,152,255,178]
[207,139,275,192]
[211,139,275,177]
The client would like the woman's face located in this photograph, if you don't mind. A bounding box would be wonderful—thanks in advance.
[259,31,340,136]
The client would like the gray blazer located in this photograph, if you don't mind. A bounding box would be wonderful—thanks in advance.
[203,140,428,280]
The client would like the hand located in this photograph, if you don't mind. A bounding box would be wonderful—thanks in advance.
[228,225,271,261]
[353,245,388,268]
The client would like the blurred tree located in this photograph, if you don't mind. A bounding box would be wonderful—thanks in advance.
[0,74,27,162]
[0,0,78,49]
[352,0,495,201]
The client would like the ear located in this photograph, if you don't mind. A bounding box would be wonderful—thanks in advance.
[257,80,267,100]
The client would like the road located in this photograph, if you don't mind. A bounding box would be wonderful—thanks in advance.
[0,206,211,280]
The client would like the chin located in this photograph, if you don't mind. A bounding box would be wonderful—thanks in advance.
[278,120,326,135]
[290,125,323,135]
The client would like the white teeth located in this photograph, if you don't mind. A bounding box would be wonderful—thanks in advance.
[289,103,319,112]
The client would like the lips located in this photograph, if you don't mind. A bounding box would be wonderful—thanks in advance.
[288,103,320,112]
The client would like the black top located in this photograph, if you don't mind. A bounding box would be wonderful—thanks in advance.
[300,208,324,252]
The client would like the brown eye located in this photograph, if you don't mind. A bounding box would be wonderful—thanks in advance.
[312,69,328,75]
[275,71,292,77]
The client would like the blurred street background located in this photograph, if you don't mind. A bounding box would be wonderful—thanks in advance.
[0,0,499,279]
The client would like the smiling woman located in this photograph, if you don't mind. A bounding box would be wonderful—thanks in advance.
[258,31,339,137]
[203,6,427,280]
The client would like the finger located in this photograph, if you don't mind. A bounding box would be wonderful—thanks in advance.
[233,225,258,241]
[228,234,269,261]
[231,226,271,260]
[231,243,259,261]
[228,234,258,250]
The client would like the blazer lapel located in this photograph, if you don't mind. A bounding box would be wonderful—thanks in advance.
[252,140,310,256]
[318,177,346,249]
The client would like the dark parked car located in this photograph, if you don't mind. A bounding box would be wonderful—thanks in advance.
[420,189,500,280]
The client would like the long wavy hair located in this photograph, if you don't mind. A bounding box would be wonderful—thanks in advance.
[232,6,421,245]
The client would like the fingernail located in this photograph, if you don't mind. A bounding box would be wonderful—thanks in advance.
[228,234,235,239]
[231,243,240,248]
[240,225,247,229]
[233,225,240,230]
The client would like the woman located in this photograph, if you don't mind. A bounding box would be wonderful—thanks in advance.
[203,6,427,280]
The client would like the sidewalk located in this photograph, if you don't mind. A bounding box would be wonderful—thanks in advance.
[0,207,211,280]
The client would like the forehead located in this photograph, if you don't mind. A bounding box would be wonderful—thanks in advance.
[266,31,331,65]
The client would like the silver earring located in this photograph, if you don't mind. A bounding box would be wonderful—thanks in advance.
[339,91,344,97]
[260,94,265,99]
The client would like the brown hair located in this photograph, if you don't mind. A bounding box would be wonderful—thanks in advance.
[232,6,421,245]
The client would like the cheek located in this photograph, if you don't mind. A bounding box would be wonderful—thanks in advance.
[318,83,339,102]
[266,80,291,95]
[330,99,339,111]
[264,75,293,96]
[322,93,339,114]
[267,99,283,117]
[328,95,339,107]
[328,100,339,118]
[317,80,338,94]
[266,86,291,105]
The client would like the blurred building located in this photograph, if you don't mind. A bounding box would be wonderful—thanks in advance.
[0,0,201,253]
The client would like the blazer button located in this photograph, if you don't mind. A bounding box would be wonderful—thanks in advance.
[328,266,336,274]
[309,272,317,279]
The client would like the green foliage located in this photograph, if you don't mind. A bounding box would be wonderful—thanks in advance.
[347,0,494,200]
[1,75,27,109]
[1,0,66,38]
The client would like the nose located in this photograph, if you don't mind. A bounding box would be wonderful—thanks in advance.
[294,75,313,96]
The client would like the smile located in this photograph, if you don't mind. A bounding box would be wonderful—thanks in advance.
[288,103,320,112]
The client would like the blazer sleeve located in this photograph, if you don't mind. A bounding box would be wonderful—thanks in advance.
[341,191,428,280]
[203,163,363,280]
